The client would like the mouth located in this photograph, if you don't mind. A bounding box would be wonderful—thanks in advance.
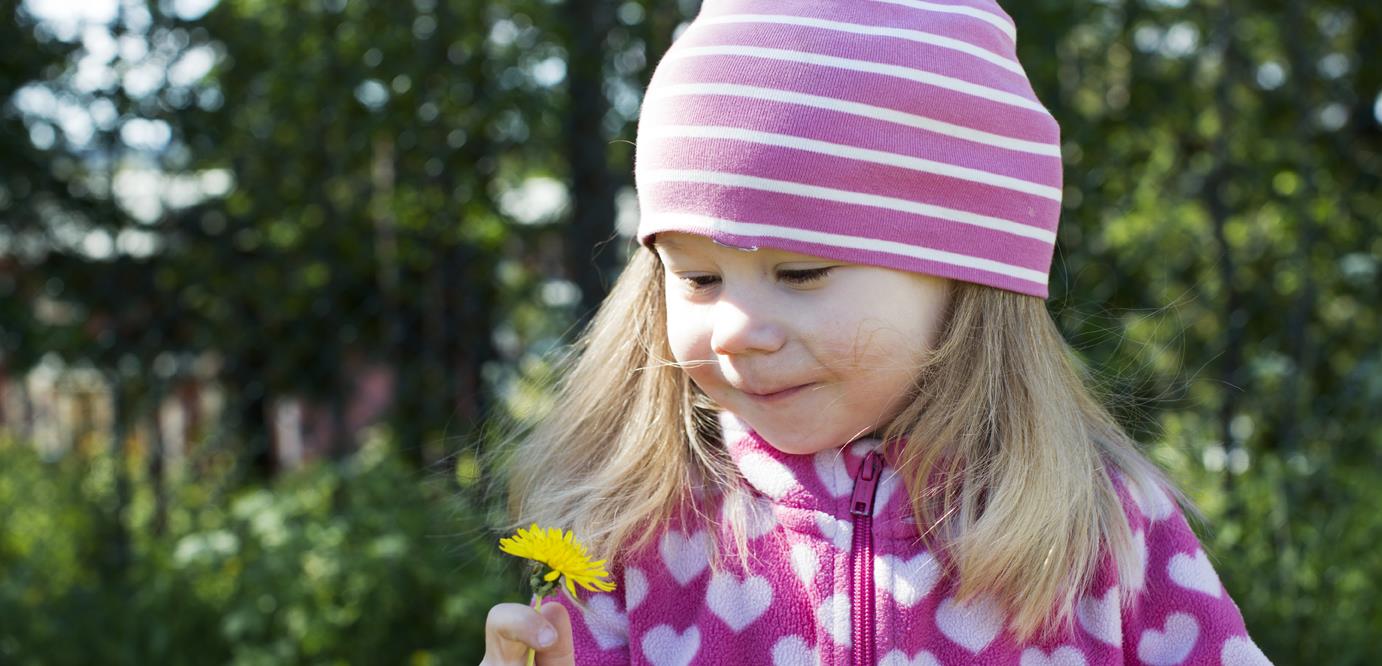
[742,383,815,402]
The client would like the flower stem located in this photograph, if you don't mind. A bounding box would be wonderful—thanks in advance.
[526,594,543,666]
[526,571,558,666]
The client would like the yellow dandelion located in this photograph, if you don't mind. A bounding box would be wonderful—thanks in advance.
[499,525,616,666]
[499,523,616,601]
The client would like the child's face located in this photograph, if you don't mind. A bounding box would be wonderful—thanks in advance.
[653,232,951,456]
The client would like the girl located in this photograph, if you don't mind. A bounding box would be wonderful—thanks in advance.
[483,0,1269,664]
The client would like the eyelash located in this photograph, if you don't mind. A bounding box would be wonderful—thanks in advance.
[680,268,834,289]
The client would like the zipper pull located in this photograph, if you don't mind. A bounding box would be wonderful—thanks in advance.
[850,450,884,516]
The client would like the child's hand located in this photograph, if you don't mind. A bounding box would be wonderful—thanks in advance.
[480,600,574,666]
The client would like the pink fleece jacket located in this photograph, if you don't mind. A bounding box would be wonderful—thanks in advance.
[550,414,1270,665]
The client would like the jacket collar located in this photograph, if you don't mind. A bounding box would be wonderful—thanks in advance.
[719,411,917,536]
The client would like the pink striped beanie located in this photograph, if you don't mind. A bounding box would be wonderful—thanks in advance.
[633,0,1063,298]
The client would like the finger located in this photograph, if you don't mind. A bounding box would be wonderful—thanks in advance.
[534,602,575,666]
[484,603,559,664]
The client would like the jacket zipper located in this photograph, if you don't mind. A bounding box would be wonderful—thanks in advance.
[849,450,883,666]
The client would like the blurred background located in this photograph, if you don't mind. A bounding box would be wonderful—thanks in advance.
[0,0,1377,663]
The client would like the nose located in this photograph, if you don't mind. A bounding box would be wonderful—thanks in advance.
[710,296,786,356]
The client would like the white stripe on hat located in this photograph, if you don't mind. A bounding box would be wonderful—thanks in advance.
[643,125,1062,200]
[865,0,1017,42]
[652,213,1050,287]
[698,14,1024,75]
[668,45,1048,113]
[640,169,1057,242]
[646,83,1062,157]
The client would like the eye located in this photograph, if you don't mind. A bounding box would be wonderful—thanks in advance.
[677,274,720,290]
[779,267,834,284]
[672,268,833,291]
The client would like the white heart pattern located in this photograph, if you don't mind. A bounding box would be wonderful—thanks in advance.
[1136,613,1199,665]
[625,566,649,613]
[582,593,630,649]
[740,452,799,500]
[790,542,820,587]
[1130,529,1148,594]
[721,492,779,540]
[720,411,750,441]
[1168,549,1223,598]
[1219,635,1272,666]
[879,649,941,666]
[935,595,1005,654]
[744,495,780,539]
[1129,479,1175,522]
[641,624,701,666]
[1019,646,1088,666]
[870,470,902,517]
[659,530,710,586]
[813,449,853,498]
[815,514,854,551]
[849,439,882,457]
[707,570,773,632]
[816,592,852,647]
[1075,584,1121,647]
[772,634,821,666]
[875,551,940,608]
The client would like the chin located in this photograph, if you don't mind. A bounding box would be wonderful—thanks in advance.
[747,424,840,456]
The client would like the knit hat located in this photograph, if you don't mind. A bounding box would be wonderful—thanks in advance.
[633,0,1063,298]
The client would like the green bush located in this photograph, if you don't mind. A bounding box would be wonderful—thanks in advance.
[5,426,1379,664]
[0,433,513,665]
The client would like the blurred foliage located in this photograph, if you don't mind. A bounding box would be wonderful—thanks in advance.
[1006,3,1382,662]
[0,0,1378,663]
[0,430,510,665]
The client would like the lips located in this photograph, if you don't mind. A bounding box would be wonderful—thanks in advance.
[742,383,814,399]
[746,385,801,396]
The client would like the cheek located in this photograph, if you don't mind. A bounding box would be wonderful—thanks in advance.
[818,312,919,371]
[822,304,941,403]
[664,305,716,377]
[839,328,922,389]
[827,331,925,426]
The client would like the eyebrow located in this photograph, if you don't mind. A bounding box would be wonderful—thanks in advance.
[653,235,832,265]
[651,234,682,249]
[651,236,701,259]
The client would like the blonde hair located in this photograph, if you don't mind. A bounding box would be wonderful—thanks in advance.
[495,244,1185,642]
